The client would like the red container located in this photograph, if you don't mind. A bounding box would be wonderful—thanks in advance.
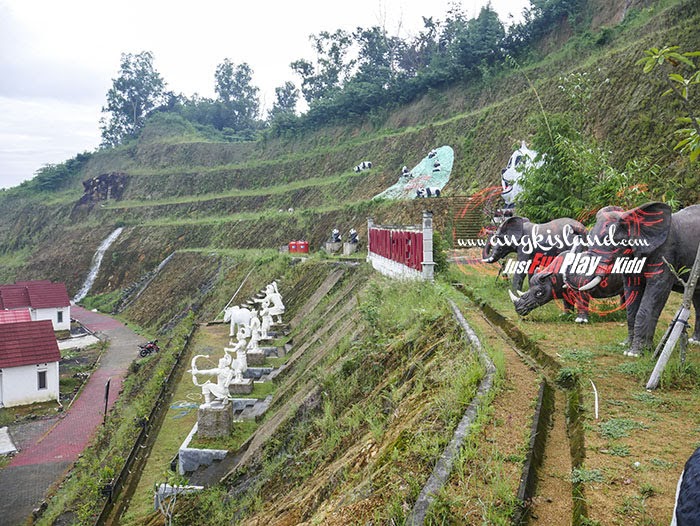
[298,240,309,253]
[289,241,298,253]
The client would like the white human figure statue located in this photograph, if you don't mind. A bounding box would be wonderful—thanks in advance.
[227,338,248,383]
[255,283,285,324]
[247,311,261,351]
[189,352,234,407]
[260,307,273,340]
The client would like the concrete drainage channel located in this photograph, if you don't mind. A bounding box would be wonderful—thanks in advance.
[454,283,588,526]
[406,300,497,525]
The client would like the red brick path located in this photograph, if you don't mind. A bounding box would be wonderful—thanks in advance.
[1,306,142,522]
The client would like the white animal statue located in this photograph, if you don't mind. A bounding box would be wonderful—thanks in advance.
[224,306,254,338]
[189,353,235,407]
[416,187,441,198]
[354,161,373,172]
[501,141,542,207]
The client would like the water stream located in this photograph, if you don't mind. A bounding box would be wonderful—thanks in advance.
[73,227,124,303]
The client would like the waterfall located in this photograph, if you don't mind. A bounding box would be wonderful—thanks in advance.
[73,227,124,303]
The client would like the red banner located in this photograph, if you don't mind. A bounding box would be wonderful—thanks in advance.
[369,228,423,271]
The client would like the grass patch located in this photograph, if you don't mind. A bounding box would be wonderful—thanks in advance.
[571,467,604,484]
[0,408,14,426]
[80,289,123,313]
[602,444,630,457]
[560,348,595,363]
[599,418,648,440]
[240,381,276,399]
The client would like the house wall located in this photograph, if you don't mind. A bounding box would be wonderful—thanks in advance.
[0,362,59,407]
[31,307,70,331]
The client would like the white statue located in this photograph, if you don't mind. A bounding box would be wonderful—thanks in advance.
[224,305,254,338]
[260,307,273,340]
[247,311,261,351]
[255,283,285,324]
[501,141,543,207]
[189,353,234,407]
[226,340,248,384]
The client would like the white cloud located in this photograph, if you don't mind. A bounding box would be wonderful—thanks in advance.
[0,96,100,188]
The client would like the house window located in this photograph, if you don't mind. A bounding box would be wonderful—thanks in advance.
[57,310,64,324]
[38,370,47,390]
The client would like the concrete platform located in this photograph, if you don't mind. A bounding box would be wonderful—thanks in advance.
[0,427,17,456]
[229,379,254,395]
[246,350,266,366]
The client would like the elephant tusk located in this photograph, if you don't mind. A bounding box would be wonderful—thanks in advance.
[508,290,519,303]
[482,257,494,263]
[578,275,602,292]
[516,290,524,297]
[562,283,568,289]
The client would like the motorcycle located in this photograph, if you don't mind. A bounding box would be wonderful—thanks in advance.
[138,340,160,357]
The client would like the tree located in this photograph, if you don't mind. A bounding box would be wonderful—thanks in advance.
[353,26,403,85]
[449,4,505,72]
[267,81,299,122]
[397,17,440,76]
[100,51,166,147]
[637,45,700,162]
[214,59,260,132]
[290,29,355,104]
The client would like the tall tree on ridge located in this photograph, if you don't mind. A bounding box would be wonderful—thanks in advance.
[100,51,166,147]
[268,81,300,121]
[214,59,260,132]
[290,29,355,104]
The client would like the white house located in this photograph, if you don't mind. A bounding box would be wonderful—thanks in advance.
[0,320,60,407]
[0,280,71,331]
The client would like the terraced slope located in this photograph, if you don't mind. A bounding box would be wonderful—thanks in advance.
[2,0,698,296]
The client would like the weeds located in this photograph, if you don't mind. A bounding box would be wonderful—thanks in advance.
[571,466,604,484]
[599,418,648,439]
[603,444,631,457]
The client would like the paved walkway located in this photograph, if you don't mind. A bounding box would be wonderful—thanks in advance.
[0,306,143,525]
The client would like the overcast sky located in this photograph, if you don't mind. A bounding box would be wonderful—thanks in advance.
[0,0,530,190]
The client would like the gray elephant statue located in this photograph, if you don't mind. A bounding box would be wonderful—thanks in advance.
[511,250,625,323]
[570,202,700,357]
[482,216,587,292]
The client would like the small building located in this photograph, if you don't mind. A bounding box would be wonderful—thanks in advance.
[0,280,71,331]
[0,320,60,407]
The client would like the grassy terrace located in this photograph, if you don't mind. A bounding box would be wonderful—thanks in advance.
[137,270,536,525]
[451,262,700,525]
[119,323,277,525]
[132,200,374,226]
[101,171,372,209]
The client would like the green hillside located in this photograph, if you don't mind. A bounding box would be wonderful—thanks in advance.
[0,0,698,295]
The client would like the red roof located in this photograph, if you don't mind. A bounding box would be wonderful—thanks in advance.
[0,309,32,324]
[0,281,70,310]
[0,320,60,368]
